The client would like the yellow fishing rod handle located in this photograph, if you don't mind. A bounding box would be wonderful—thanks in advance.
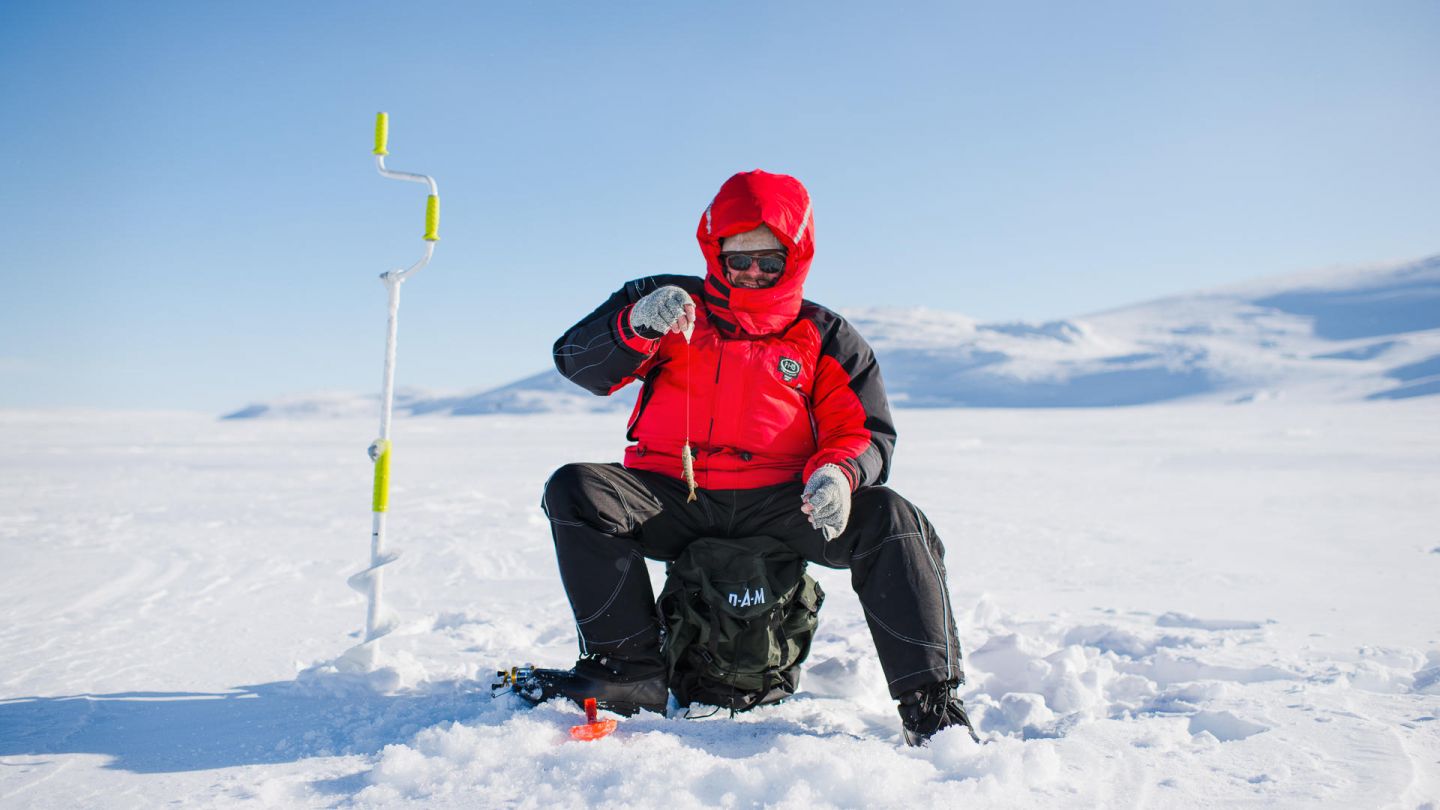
[425,195,439,241]
[373,112,389,156]
[371,440,392,512]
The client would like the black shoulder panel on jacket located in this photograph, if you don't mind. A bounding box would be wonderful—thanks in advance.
[625,275,703,301]
[553,275,703,396]
[800,301,897,488]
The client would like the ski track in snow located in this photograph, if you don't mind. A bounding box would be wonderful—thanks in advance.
[1,406,1438,808]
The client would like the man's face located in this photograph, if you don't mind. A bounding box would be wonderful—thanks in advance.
[719,249,787,289]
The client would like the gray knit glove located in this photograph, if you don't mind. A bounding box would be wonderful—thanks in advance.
[802,464,851,541]
[629,285,694,339]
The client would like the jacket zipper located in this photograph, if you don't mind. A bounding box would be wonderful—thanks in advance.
[702,342,727,479]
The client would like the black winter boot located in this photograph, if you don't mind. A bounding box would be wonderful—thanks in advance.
[897,680,980,746]
[521,654,669,717]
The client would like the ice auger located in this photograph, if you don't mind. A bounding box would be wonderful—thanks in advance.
[340,112,440,670]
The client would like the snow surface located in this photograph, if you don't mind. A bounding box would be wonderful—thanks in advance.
[3,404,1439,808]
[225,254,1440,418]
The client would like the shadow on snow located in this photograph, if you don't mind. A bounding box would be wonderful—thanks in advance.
[0,679,490,775]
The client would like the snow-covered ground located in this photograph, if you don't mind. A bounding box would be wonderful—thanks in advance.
[2,404,1437,808]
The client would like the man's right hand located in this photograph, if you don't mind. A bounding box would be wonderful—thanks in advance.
[630,286,695,339]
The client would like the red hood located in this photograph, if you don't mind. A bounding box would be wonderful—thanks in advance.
[696,170,815,337]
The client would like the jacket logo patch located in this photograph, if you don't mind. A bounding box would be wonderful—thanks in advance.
[778,357,801,383]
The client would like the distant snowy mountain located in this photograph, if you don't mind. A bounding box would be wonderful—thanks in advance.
[224,255,1440,418]
[222,378,638,421]
[852,253,1440,407]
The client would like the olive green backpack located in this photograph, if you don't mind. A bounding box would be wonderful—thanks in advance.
[658,535,825,713]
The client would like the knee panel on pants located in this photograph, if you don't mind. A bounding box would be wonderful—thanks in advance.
[542,462,655,535]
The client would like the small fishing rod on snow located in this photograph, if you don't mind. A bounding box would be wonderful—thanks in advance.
[340,112,440,670]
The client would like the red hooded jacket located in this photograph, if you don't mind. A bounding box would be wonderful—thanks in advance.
[554,170,895,491]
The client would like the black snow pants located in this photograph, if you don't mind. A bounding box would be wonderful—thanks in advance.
[540,462,964,698]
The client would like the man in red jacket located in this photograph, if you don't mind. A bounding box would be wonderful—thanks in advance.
[537,170,975,746]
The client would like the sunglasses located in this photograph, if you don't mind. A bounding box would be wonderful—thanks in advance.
[719,251,787,274]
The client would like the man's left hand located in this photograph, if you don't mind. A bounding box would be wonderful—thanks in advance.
[802,465,851,541]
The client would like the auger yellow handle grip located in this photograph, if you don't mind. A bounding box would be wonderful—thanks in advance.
[425,195,439,241]
[371,440,392,512]
[373,112,389,156]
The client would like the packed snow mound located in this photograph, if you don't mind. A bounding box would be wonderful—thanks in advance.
[350,598,1419,808]
[225,254,1440,417]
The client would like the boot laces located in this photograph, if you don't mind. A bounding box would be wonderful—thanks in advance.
[901,681,963,732]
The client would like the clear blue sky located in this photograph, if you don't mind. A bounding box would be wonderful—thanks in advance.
[2,0,1436,411]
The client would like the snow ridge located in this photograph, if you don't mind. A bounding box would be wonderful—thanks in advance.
[225,254,1440,418]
